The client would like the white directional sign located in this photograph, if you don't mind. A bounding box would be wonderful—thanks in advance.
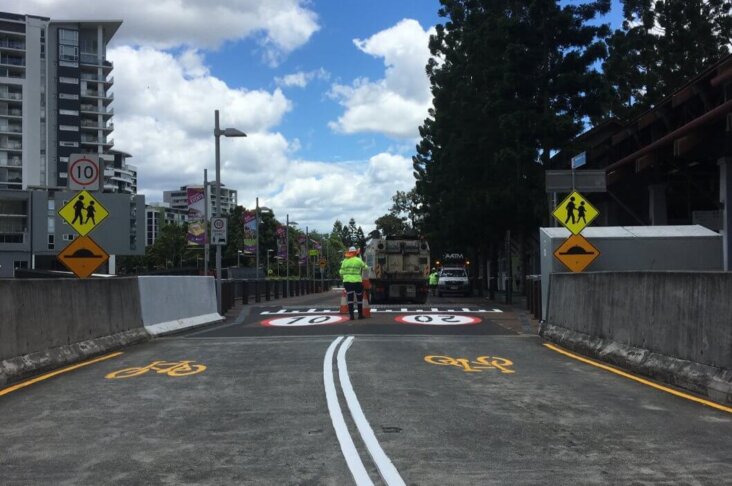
[210,217,227,245]
[68,154,101,191]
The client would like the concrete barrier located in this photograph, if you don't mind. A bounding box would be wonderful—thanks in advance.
[543,272,732,404]
[0,278,149,386]
[0,276,224,387]
[137,276,223,336]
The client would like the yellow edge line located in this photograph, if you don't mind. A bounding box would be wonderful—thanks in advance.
[0,351,123,397]
[543,343,732,414]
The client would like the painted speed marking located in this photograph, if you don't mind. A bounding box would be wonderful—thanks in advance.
[262,315,347,327]
[395,314,480,325]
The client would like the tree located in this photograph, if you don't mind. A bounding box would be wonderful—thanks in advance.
[414,0,611,260]
[604,0,732,119]
[147,223,188,269]
[375,214,410,237]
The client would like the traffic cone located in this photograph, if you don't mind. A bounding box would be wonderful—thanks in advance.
[361,289,371,318]
[339,289,348,314]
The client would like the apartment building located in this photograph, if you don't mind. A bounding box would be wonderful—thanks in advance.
[0,11,145,276]
[145,202,187,246]
[163,183,238,219]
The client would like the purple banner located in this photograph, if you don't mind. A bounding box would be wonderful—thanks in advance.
[242,210,257,254]
[186,187,206,246]
[277,226,287,259]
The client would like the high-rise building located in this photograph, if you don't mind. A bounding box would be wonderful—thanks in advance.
[145,202,187,246]
[0,11,128,191]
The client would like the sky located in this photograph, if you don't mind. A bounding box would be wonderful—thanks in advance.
[10,0,623,233]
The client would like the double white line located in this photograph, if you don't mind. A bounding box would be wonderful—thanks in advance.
[324,336,406,486]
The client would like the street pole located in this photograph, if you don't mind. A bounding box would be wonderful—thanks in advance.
[285,213,289,297]
[255,197,259,279]
[204,168,209,276]
[305,226,309,281]
[214,110,222,313]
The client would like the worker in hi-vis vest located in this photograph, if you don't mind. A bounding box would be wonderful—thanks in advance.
[339,246,369,320]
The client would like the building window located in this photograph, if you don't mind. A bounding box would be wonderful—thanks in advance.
[48,234,54,250]
[14,261,28,269]
[47,217,55,233]
[63,234,75,241]
[59,45,78,62]
[59,125,79,132]
[59,77,79,84]
[59,109,79,116]
[59,141,78,147]
[59,93,79,100]
[59,29,79,45]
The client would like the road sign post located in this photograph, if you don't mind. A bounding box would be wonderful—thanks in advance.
[58,190,109,236]
[211,217,227,245]
[552,189,601,272]
[68,154,101,191]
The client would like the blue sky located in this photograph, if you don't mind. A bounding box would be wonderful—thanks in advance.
[10,0,623,233]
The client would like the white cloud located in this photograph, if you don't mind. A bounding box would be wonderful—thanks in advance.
[275,68,330,88]
[328,19,435,139]
[262,153,415,233]
[108,46,412,232]
[5,0,319,65]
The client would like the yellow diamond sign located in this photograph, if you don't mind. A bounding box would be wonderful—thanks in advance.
[58,190,109,236]
[552,191,599,235]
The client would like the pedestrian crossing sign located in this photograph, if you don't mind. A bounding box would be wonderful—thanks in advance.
[58,190,109,236]
[552,190,599,235]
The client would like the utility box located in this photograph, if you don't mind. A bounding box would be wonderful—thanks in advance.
[539,225,723,320]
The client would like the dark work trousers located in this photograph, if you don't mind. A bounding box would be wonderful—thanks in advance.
[344,281,364,319]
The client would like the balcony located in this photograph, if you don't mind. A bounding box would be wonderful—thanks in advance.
[0,123,21,134]
[80,119,114,131]
[0,39,25,50]
[81,73,114,85]
[0,156,21,167]
[0,91,22,101]
[0,141,22,151]
[0,55,24,66]
[80,104,113,118]
[80,136,113,148]
[80,53,113,71]
[0,108,22,117]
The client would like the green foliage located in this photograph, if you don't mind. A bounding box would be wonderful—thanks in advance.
[415,0,611,253]
[604,0,732,119]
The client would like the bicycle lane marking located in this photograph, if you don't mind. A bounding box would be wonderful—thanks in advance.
[0,352,123,398]
[323,336,374,486]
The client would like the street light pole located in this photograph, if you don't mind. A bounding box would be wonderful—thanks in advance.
[204,168,209,276]
[213,109,246,313]
[255,197,259,279]
[285,213,289,297]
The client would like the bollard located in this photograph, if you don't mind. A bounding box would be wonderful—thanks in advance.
[254,281,261,303]
[265,281,271,301]
[242,280,249,305]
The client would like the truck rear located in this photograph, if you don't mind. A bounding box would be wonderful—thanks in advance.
[363,237,430,304]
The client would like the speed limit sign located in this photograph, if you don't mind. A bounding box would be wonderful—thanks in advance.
[68,154,101,191]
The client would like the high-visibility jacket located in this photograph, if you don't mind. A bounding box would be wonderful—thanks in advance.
[429,272,439,285]
[339,256,368,283]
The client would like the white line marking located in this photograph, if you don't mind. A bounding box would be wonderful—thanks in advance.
[338,337,406,486]
[324,337,374,486]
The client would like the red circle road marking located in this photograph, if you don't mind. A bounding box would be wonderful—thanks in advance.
[395,314,481,326]
[261,315,347,327]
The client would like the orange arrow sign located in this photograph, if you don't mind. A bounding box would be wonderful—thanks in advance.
[554,234,600,272]
[57,235,109,278]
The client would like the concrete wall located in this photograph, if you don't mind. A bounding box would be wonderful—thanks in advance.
[544,272,732,403]
[0,278,144,361]
[0,276,223,386]
[137,276,222,335]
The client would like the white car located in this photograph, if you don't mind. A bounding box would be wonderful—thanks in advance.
[437,267,471,297]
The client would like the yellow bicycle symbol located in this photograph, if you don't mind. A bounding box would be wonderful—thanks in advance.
[424,355,515,373]
[105,360,207,379]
